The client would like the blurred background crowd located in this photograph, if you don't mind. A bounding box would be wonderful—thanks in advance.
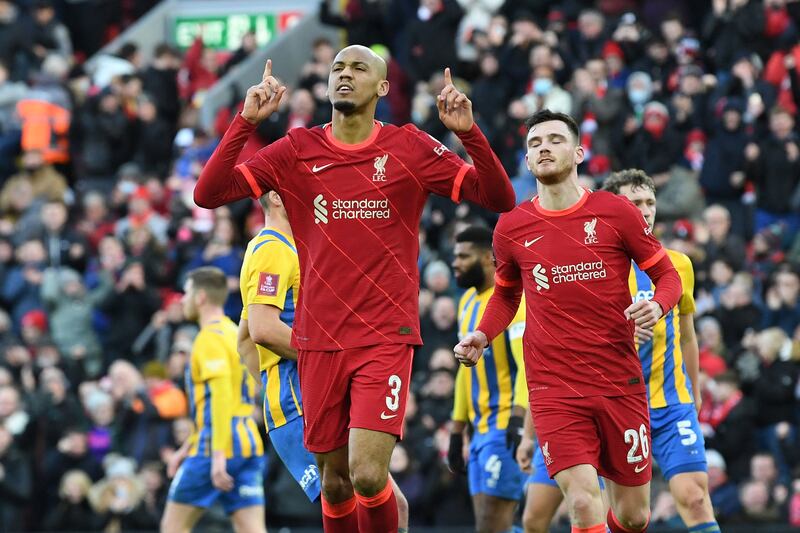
[0,0,799,531]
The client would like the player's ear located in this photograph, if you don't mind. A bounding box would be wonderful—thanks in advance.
[377,79,390,97]
[574,144,585,165]
[269,190,283,208]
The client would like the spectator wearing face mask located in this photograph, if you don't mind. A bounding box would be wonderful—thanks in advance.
[522,64,572,115]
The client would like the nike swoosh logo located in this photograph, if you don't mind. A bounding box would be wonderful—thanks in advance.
[312,163,334,173]
[380,412,398,420]
[634,463,648,473]
[524,236,543,247]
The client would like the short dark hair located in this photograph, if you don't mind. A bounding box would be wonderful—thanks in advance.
[524,109,580,143]
[455,226,493,250]
[602,168,656,195]
[186,267,228,306]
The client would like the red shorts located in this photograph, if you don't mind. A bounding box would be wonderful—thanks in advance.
[532,394,652,486]
[298,344,413,454]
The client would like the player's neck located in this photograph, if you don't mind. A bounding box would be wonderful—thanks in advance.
[330,108,376,144]
[537,178,584,211]
[264,214,292,237]
[198,307,225,328]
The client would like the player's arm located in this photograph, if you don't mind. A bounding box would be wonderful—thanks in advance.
[676,254,701,411]
[516,408,535,472]
[456,226,522,366]
[435,68,515,212]
[680,314,701,411]
[237,318,261,383]
[197,335,235,491]
[194,60,287,209]
[619,200,682,329]
[447,365,469,474]
[248,303,297,361]
[507,315,527,453]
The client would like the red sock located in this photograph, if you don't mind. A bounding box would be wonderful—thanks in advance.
[355,480,397,533]
[607,508,650,533]
[321,495,358,533]
[572,525,607,533]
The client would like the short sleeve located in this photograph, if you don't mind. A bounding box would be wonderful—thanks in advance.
[243,240,295,311]
[194,331,232,381]
[235,135,295,197]
[673,253,696,315]
[617,199,665,270]
[493,216,522,288]
[403,124,471,202]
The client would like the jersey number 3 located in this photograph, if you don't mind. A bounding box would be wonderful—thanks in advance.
[386,375,401,412]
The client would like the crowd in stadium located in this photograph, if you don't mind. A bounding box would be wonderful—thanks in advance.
[0,0,799,530]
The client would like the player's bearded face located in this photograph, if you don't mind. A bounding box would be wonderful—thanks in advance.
[526,121,582,185]
[454,260,485,289]
[328,48,387,114]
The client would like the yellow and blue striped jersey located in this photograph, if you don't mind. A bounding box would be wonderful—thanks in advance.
[452,287,527,433]
[240,227,302,431]
[186,316,263,458]
[628,249,696,409]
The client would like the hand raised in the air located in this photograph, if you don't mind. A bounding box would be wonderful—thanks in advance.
[625,300,663,331]
[454,330,488,367]
[241,59,287,125]
[437,67,474,134]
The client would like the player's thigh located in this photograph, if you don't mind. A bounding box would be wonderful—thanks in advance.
[315,444,352,501]
[605,478,650,522]
[348,427,397,488]
[219,456,266,516]
[531,396,602,480]
[477,494,518,533]
[269,416,321,502]
[166,456,219,511]
[649,403,708,482]
[297,349,352,453]
[522,482,564,533]
[595,394,652,486]
[230,504,266,533]
[472,434,525,501]
[160,501,205,533]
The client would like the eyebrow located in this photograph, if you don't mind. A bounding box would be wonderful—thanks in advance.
[527,133,568,146]
[332,60,370,69]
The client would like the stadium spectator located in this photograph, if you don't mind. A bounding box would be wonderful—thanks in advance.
[42,469,101,531]
[701,370,756,481]
[0,424,31,531]
[706,449,742,522]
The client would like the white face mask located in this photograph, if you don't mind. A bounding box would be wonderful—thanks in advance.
[417,6,432,21]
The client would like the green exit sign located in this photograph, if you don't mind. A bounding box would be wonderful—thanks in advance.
[173,12,302,50]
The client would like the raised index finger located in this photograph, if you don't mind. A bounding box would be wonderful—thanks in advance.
[443,67,453,86]
[263,59,272,81]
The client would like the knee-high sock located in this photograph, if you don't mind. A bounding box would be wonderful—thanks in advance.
[321,495,358,533]
[355,480,397,533]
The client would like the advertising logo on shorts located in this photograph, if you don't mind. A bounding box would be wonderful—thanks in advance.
[313,193,390,224]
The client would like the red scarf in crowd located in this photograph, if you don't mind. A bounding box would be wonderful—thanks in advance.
[701,390,743,429]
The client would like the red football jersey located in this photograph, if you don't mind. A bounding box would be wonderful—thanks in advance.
[492,190,666,399]
[236,121,470,351]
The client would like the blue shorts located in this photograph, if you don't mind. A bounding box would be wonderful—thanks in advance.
[468,431,524,500]
[168,455,265,514]
[650,403,707,481]
[527,441,605,489]
[269,416,321,502]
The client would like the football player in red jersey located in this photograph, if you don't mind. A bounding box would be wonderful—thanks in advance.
[456,109,682,533]
[195,46,515,533]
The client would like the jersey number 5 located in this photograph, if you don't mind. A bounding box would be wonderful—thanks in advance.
[386,375,402,412]
[624,424,650,464]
